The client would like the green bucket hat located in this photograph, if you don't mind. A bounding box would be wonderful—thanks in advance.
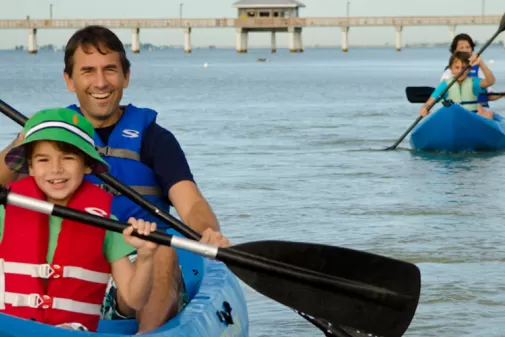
[5,107,109,174]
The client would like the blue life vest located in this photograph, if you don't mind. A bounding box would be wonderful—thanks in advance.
[67,104,172,229]
[67,104,204,293]
[468,64,479,78]
[469,65,490,107]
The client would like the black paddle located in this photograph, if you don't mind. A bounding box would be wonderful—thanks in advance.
[406,86,505,104]
[0,100,348,335]
[0,186,420,337]
[480,92,505,97]
[0,100,421,336]
[384,12,505,150]
[405,86,435,104]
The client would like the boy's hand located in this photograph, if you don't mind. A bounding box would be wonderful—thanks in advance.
[123,217,158,259]
[420,107,429,117]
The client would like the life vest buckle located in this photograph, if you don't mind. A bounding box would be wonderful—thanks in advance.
[36,264,62,279]
[28,294,52,309]
[97,146,111,156]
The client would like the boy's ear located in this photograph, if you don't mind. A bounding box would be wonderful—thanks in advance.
[84,166,92,175]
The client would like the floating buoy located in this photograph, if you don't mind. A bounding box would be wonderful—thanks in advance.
[203,63,208,68]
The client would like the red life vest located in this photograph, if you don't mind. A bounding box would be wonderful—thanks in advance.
[0,176,112,331]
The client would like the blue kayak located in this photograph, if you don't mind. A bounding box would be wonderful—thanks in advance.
[410,104,505,152]
[0,246,249,337]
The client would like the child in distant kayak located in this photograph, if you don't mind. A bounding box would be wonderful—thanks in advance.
[440,33,503,106]
[420,51,495,120]
[0,108,158,332]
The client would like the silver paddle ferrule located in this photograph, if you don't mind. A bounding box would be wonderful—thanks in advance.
[7,192,54,215]
[170,236,218,259]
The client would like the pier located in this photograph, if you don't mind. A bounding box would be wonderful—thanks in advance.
[1,15,504,54]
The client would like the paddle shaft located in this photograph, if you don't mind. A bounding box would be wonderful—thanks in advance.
[406,86,505,104]
[481,92,505,96]
[0,100,355,336]
[0,100,416,335]
[385,16,505,150]
[0,187,411,310]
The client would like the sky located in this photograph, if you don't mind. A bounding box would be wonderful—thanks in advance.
[1,0,505,49]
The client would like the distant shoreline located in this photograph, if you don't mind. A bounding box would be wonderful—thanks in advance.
[2,41,504,52]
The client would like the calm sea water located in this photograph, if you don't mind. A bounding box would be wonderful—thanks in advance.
[2,46,505,337]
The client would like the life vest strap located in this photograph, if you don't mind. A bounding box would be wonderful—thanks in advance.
[0,260,109,284]
[3,292,101,315]
[97,183,163,197]
[96,146,141,161]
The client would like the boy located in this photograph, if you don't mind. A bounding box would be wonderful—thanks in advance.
[0,108,158,332]
[420,51,496,120]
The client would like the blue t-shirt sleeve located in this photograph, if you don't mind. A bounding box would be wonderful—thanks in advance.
[472,77,484,96]
[431,81,448,100]
[140,123,195,200]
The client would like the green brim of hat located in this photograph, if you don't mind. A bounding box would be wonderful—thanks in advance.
[5,126,109,175]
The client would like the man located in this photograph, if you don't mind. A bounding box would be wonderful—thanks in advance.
[0,25,230,333]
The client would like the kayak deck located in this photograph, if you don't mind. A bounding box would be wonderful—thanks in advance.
[0,246,249,337]
[410,104,505,152]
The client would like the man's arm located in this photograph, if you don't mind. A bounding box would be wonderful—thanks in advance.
[168,180,219,232]
[141,122,228,246]
[0,133,24,184]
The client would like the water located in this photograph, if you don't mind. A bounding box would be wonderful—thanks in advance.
[2,46,505,337]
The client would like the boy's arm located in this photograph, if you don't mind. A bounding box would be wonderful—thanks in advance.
[108,218,158,311]
[420,82,447,116]
[419,97,436,116]
[111,255,154,311]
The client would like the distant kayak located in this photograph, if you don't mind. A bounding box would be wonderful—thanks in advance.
[410,104,505,152]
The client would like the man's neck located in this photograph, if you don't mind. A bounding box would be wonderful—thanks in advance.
[81,107,123,129]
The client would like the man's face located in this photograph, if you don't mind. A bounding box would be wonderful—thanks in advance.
[64,44,130,124]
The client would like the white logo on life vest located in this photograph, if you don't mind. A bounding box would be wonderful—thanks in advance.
[85,207,108,217]
[122,129,139,138]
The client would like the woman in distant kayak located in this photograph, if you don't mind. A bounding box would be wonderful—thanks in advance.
[440,33,502,106]
[420,51,495,119]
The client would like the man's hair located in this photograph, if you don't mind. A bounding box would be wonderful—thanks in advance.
[450,33,475,53]
[64,25,131,78]
[449,51,471,68]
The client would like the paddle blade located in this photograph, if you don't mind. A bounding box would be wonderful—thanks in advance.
[229,240,420,337]
[405,87,434,104]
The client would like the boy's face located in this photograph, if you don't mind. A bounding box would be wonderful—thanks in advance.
[28,141,92,206]
[450,59,470,81]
